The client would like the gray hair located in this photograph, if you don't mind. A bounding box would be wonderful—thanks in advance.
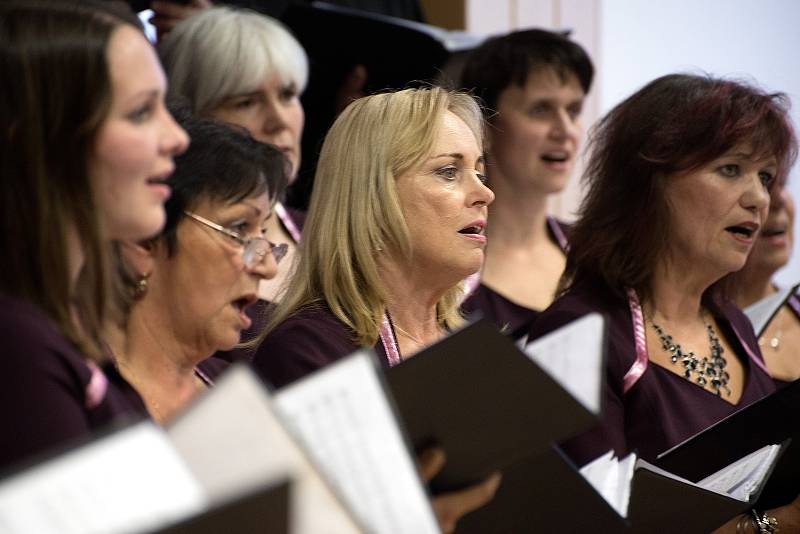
[158,6,308,114]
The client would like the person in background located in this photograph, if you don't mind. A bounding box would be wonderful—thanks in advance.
[253,86,500,533]
[734,182,800,388]
[528,73,799,532]
[107,114,286,424]
[0,0,187,469]
[459,29,593,338]
[159,6,306,307]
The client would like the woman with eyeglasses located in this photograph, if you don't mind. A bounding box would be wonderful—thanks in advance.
[159,6,308,305]
[105,113,287,424]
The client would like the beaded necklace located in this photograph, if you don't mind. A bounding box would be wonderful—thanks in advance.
[651,319,731,397]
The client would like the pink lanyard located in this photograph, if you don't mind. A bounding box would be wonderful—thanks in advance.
[379,313,402,367]
[275,202,302,243]
[623,288,770,393]
[84,360,109,409]
[546,215,570,252]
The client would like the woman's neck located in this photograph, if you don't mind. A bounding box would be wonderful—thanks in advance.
[379,260,448,349]
[734,268,777,308]
[110,298,203,424]
[485,175,551,247]
[647,260,714,325]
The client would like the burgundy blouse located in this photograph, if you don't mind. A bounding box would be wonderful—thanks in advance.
[461,217,570,339]
[251,304,389,389]
[0,295,147,473]
[528,281,776,466]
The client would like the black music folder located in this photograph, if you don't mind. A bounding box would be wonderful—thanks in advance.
[454,446,627,533]
[457,440,786,534]
[656,378,800,509]
[386,314,606,492]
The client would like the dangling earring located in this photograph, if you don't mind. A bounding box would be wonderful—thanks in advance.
[133,272,150,299]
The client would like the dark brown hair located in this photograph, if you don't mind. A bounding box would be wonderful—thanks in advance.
[563,73,797,303]
[0,0,141,359]
[460,28,594,118]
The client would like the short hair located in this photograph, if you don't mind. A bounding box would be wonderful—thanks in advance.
[563,73,798,303]
[159,107,290,256]
[460,28,594,117]
[158,6,308,115]
[114,109,288,316]
[261,87,484,346]
[0,0,142,359]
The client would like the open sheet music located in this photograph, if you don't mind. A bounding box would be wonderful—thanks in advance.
[0,422,206,534]
[386,315,604,492]
[582,443,782,516]
[274,351,440,534]
[167,364,362,534]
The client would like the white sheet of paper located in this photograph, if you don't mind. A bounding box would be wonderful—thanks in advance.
[0,422,206,534]
[524,312,604,414]
[167,364,362,534]
[697,444,781,501]
[744,284,799,337]
[579,449,634,517]
[274,351,441,534]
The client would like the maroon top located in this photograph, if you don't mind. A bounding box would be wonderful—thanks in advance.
[0,295,147,473]
[251,304,389,389]
[461,217,570,338]
[528,281,776,466]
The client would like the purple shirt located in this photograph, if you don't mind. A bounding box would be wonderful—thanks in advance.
[461,217,570,338]
[529,281,776,466]
[0,295,146,472]
[251,304,388,389]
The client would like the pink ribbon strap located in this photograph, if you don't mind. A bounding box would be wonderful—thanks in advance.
[547,216,570,252]
[275,203,302,243]
[623,288,649,393]
[84,360,109,409]
[460,272,481,303]
[624,287,771,391]
[379,313,402,367]
[728,320,771,376]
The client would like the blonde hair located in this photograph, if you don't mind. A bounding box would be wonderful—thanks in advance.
[158,6,308,115]
[260,86,485,346]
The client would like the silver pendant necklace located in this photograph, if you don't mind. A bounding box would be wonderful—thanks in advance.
[651,319,731,397]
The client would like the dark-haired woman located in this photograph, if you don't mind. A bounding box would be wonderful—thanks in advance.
[108,115,287,425]
[529,73,800,531]
[0,0,187,469]
[459,29,593,337]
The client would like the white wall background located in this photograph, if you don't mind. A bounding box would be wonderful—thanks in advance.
[466,0,800,286]
[599,0,800,286]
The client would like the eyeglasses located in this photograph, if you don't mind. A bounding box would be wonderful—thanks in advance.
[183,211,288,268]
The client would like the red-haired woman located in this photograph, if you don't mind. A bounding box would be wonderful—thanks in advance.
[529,73,800,531]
